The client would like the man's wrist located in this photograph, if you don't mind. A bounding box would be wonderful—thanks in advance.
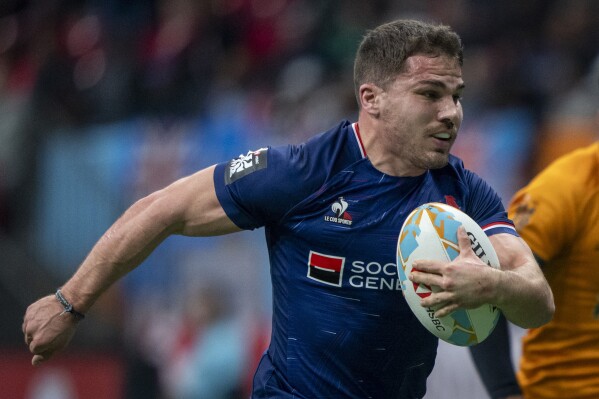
[55,289,86,320]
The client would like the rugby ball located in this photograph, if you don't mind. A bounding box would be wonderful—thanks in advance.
[396,202,500,346]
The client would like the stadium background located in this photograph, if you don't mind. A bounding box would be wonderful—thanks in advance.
[1,0,598,398]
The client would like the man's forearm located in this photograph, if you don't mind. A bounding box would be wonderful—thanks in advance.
[492,264,554,328]
[488,235,554,328]
[59,191,181,312]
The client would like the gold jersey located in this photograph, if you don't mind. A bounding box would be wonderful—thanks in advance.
[508,142,599,399]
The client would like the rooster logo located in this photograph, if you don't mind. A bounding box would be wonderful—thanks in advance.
[332,197,349,218]
[325,197,353,225]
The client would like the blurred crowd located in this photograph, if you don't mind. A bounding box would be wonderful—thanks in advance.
[1,0,598,398]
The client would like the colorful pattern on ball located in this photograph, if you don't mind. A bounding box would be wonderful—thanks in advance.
[397,203,500,346]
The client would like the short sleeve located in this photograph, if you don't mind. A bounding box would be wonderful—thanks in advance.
[213,144,327,230]
[462,169,517,237]
[508,165,579,262]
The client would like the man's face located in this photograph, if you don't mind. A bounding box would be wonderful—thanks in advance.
[377,54,464,175]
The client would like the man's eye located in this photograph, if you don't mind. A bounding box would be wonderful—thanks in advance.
[423,91,440,99]
[453,94,462,103]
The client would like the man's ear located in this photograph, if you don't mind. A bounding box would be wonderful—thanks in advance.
[359,83,381,116]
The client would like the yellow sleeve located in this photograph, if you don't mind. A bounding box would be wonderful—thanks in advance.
[508,147,591,262]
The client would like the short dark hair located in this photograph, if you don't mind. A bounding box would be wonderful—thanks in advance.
[353,19,464,105]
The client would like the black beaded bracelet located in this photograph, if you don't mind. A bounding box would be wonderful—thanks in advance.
[55,289,85,320]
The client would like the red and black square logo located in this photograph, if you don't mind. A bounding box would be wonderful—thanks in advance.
[307,251,345,287]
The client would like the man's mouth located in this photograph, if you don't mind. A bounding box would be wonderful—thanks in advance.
[432,132,452,141]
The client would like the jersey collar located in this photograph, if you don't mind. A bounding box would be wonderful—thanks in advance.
[352,122,367,158]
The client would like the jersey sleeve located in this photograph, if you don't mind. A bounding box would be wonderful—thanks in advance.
[213,144,326,230]
[462,169,517,237]
[507,157,581,262]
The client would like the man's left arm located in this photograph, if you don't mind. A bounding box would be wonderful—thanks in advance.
[411,228,554,329]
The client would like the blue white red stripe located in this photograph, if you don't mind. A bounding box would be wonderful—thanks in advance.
[482,222,517,235]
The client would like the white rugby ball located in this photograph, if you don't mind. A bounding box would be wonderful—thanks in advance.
[396,202,500,346]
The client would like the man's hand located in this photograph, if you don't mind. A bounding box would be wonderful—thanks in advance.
[409,226,498,317]
[22,295,79,366]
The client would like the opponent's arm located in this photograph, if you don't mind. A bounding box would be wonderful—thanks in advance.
[410,228,554,329]
[23,165,240,365]
[469,313,522,399]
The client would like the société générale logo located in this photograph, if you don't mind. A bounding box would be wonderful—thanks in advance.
[307,251,401,291]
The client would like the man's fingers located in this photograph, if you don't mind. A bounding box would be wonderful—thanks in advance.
[23,318,34,347]
[434,303,459,318]
[411,259,444,273]
[409,268,442,288]
[31,346,57,366]
[420,292,458,318]
[32,354,46,367]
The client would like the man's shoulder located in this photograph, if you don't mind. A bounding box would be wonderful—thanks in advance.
[300,119,356,152]
[552,141,598,179]
[274,120,362,176]
[531,141,598,194]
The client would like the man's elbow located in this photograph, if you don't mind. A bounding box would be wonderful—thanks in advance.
[528,293,555,328]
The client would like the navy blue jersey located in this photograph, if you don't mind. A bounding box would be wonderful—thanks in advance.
[213,120,516,399]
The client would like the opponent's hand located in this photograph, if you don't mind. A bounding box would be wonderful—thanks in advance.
[409,226,498,317]
[22,295,80,366]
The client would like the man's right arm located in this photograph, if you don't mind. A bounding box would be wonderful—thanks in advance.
[23,165,240,365]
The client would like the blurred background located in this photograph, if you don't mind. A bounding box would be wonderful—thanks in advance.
[1,0,598,398]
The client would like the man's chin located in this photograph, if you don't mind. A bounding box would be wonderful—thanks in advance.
[422,154,450,170]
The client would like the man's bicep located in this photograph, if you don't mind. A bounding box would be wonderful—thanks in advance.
[164,165,242,237]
